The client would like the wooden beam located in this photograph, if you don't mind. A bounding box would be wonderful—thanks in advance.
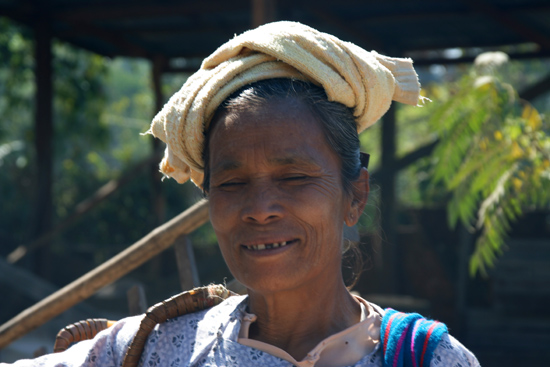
[352,10,465,25]
[370,141,437,181]
[308,6,385,51]
[164,65,201,74]
[0,199,210,349]
[7,155,156,264]
[465,0,550,50]
[54,1,250,22]
[352,3,550,25]
[394,141,438,171]
[520,73,550,101]
[62,20,149,57]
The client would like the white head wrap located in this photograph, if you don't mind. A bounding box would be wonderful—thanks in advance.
[147,21,422,187]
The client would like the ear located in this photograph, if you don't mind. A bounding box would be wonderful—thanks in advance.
[345,168,369,227]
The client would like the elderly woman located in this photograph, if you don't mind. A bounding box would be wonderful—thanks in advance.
[2,21,480,367]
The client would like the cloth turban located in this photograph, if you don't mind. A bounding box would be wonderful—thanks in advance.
[147,21,423,187]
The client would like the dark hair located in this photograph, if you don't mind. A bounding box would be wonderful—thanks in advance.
[202,78,365,288]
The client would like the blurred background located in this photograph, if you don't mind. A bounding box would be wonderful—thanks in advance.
[1,0,549,365]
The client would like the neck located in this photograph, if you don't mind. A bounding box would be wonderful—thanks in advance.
[246,277,361,361]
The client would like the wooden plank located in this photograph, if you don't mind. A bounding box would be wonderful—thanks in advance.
[0,199,209,349]
[174,235,200,291]
[127,284,148,316]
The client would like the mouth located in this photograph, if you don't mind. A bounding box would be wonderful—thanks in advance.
[242,239,298,251]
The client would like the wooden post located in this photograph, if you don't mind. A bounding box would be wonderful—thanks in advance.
[455,225,473,338]
[149,55,168,275]
[32,18,53,278]
[251,0,276,28]
[380,104,400,293]
[174,235,200,291]
[151,55,166,226]
[0,200,209,349]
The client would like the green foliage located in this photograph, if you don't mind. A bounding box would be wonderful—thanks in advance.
[0,16,201,287]
[428,59,550,276]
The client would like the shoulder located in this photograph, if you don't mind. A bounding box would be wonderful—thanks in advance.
[0,315,142,367]
[431,333,481,367]
[153,293,247,335]
[0,294,247,367]
[139,295,247,367]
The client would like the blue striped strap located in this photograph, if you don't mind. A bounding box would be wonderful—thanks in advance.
[381,308,448,367]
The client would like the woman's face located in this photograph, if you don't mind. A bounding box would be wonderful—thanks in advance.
[207,98,358,294]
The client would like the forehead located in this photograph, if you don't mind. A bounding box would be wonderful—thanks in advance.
[207,98,337,169]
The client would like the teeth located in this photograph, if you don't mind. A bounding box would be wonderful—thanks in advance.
[246,241,290,251]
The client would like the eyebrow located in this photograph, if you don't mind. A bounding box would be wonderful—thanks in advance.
[211,161,242,176]
[211,155,320,175]
[268,156,320,168]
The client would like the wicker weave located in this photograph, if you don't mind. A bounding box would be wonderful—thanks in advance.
[122,284,234,367]
[54,318,115,353]
[53,284,234,364]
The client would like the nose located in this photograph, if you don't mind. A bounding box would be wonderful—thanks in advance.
[240,182,283,224]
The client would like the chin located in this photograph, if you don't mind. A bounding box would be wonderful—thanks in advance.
[237,271,320,296]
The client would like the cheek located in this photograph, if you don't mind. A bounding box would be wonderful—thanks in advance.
[208,192,235,229]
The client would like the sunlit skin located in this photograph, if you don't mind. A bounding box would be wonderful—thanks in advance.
[207,97,370,360]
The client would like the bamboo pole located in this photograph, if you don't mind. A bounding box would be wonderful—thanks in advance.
[0,199,209,349]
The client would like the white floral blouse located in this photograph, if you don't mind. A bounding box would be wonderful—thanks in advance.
[1,296,480,367]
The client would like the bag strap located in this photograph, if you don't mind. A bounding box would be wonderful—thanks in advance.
[381,308,448,367]
[122,284,235,367]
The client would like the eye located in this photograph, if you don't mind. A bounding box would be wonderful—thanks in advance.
[218,181,245,189]
[281,175,310,183]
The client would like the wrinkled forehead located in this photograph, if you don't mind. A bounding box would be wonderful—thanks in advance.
[208,95,315,137]
[207,97,333,163]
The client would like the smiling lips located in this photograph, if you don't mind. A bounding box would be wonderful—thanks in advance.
[243,239,296,251]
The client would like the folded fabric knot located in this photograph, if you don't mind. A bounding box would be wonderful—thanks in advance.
[147,21,422,187]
